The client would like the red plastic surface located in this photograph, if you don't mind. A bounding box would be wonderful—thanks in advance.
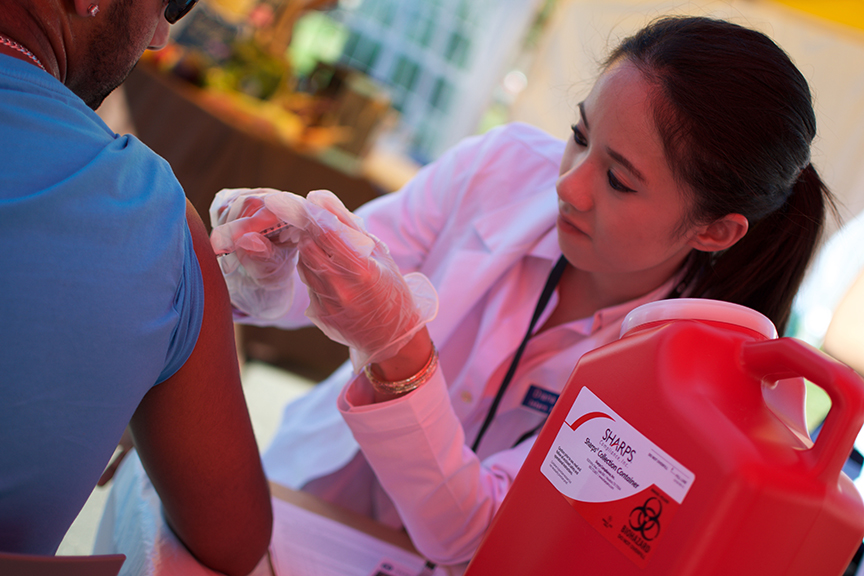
[465,318,864,576]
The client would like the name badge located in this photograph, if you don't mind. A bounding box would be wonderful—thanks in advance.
[521,384,560,415]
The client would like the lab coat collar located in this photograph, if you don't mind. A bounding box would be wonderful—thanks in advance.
[471,188,559,255]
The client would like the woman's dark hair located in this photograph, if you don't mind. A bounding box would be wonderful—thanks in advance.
[606,16,836,334]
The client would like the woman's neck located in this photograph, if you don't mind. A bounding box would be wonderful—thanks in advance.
[541,262,682,331]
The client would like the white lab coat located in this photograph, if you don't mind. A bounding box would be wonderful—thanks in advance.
[255,123,681,564]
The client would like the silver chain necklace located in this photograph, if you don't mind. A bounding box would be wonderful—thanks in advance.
[0,33,46,72]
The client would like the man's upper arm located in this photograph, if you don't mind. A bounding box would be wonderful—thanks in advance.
[129,200,272,576]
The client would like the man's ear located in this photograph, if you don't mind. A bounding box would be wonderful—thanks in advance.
[72,0,100,18]
[688,213,749,253]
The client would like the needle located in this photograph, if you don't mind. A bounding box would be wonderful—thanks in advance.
[216,221,291,257]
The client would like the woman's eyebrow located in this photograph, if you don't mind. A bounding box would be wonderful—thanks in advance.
[580,101,647,184]
[607,148,647,183]
[578,101,589,130]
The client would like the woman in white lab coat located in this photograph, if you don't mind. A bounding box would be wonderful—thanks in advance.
[213,15,834,567]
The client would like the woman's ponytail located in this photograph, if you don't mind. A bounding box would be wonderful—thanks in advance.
[686,164,834,334]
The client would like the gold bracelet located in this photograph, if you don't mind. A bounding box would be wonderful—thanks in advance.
[364,344,439,395]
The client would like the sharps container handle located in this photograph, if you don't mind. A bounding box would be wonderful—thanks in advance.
[741,337,864,482]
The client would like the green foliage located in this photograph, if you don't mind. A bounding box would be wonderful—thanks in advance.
[290,12,349,78]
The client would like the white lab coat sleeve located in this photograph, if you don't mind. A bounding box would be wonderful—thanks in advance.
[337,371,535,565]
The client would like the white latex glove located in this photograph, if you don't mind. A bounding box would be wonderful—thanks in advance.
[209,188,304,320]
[296,190,438,371]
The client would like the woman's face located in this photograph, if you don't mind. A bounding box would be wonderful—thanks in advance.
[556,60,704,292]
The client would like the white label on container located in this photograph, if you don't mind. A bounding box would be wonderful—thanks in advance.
[540,387,695,566]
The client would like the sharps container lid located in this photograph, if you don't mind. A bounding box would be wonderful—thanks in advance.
[620,298,778,339]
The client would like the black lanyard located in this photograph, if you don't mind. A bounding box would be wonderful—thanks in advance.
[471,255,568,453]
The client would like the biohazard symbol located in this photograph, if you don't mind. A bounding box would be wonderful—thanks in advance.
[629,496,662,541]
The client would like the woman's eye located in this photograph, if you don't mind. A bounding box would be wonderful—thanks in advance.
[608,170,636,193]
[571,124,588,147]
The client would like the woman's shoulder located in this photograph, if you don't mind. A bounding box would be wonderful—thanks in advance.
[454,123,563,205]
[443,122,563,191]
[476,122,565,165]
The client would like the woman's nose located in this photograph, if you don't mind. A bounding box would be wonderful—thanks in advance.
[556,164,594,212]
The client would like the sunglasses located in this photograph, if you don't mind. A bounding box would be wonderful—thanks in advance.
[164,0,199,24]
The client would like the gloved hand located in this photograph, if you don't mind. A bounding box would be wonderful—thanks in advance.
[209,188,305,320]
[296,190,438,371]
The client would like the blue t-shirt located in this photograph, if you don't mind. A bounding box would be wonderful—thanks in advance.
[0,55,204,554]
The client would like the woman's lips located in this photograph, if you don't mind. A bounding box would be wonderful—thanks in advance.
[558,214,589,238]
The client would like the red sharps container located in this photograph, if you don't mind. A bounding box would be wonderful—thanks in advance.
[465,299,864,576]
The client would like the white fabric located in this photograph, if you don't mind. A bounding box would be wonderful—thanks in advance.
[260,123,681,564]
[793,207,864,345]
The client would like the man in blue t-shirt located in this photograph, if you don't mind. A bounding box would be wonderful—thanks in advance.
[0,2,272,574]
